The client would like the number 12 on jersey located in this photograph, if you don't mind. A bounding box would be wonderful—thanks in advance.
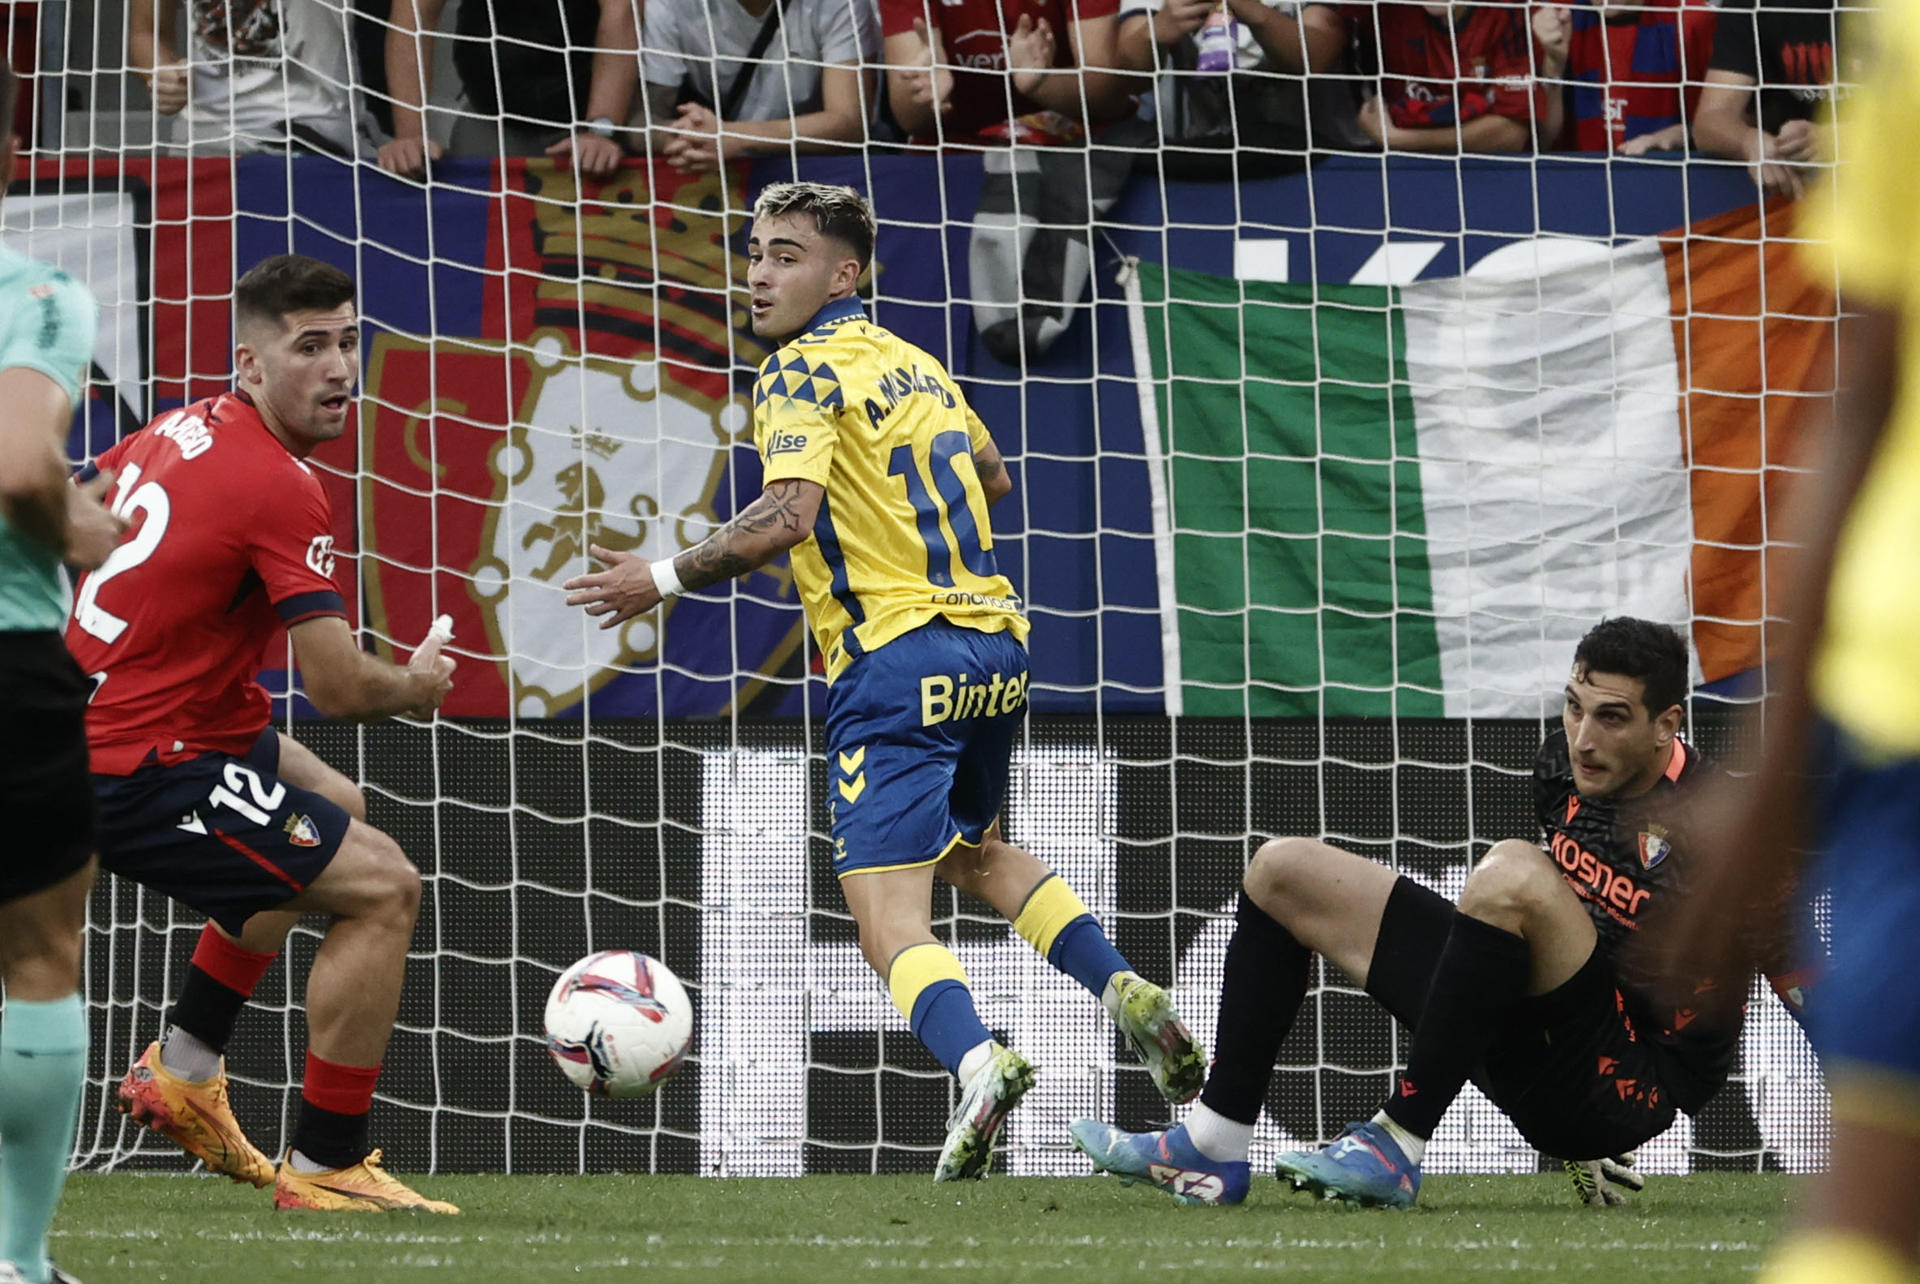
[888,430,997,588]
[73,461,171,645]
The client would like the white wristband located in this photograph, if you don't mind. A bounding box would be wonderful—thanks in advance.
[650,556,685,600]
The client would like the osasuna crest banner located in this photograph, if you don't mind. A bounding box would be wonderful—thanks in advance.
[358,162,806,717]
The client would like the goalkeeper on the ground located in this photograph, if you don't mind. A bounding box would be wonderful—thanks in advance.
[1071,618,1816,1207]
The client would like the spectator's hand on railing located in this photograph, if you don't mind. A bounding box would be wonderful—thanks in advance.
[896,18,956,124]
[548,130,624,178]
[147,62,189,116]
[1355,96,1433,151]
[1748,132,1806,199]
[1008,14,1058,99]
[1628,124,1689,156]
[377,135,444,180]
[1153,0,1215,47]
[1618,124,1687,156]
[1358,95,1387,146]
[1774,118,1828,164]
[662,102,723,175]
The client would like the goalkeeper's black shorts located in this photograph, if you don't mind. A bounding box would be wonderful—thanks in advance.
[1367,875,1682,1162]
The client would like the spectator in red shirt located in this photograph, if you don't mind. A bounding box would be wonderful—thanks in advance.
[881,0,1138,147]
[1558,0,1718,154]
[1337,2,1567,153]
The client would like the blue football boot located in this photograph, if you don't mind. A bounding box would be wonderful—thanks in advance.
[1273,1120,1422,1209]
[1068,1119,1250,1206]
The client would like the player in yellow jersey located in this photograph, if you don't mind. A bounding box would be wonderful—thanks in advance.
[1663,7,1920,1282]
[565,181,1203,1181]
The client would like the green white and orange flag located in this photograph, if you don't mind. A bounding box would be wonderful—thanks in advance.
[1124,204,1834,718]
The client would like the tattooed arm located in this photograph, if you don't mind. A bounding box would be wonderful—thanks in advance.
[973,438,1012,506]
[678,478,823,591]
[563,479,824,629]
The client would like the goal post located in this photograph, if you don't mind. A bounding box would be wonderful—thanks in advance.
[6,0,1832,1178]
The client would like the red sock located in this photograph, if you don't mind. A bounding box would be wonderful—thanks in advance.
[295,1052,381,1168]
[301,1050,381,1116]
[189,922,277,996]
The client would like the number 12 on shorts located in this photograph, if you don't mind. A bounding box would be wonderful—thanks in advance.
[210,762,286,826]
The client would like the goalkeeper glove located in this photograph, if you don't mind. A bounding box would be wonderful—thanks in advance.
[1563,1152,1644,1207]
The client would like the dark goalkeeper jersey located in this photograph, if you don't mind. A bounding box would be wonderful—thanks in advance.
[1534,729,1707,949]
[1533,730,1809,1111]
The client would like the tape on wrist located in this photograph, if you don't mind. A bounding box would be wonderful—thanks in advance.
[651,556,685,599]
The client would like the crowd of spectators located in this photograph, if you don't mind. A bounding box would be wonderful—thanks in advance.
[126,0,1852,199]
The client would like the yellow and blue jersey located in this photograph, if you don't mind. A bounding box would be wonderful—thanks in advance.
[752,296,1028,682]
[1799,1,1920,754]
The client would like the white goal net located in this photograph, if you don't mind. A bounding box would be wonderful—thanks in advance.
[8,0,1835,1177]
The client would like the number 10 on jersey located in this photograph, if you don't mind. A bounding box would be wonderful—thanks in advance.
[888,430,997,588]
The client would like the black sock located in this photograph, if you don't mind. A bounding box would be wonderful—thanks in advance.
[291,1102,371,1171]
[1383,912,1531,1141]
[1199,889,1313,1125]
[168,965,249,1052]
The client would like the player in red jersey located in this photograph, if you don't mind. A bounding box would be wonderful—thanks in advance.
[64,255,459,1213]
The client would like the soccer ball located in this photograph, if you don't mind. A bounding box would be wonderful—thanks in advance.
[544,950,693,1097]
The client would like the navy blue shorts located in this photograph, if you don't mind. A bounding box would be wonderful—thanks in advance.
[93,729,351,935]
[826,620,1029,878]
[1812,736,1920,1081]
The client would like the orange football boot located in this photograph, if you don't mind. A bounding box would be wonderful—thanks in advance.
[116,1041,275,1188]
[273,1149,460,1213]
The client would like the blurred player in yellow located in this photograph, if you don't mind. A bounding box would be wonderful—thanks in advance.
[1669,6,1920,1281]
[566,181,1203,1180]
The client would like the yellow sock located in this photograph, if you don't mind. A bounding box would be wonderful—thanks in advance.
[886,943,993,1078]
[1013,874,1089,958]
[1013,875,1131,997]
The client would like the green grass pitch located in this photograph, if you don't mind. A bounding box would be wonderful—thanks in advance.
[51,1171,1796,1281]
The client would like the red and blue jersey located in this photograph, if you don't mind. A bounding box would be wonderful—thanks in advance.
[1564,0,1718,152]
[1341,3,1547,129]
[66,391,347,775]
